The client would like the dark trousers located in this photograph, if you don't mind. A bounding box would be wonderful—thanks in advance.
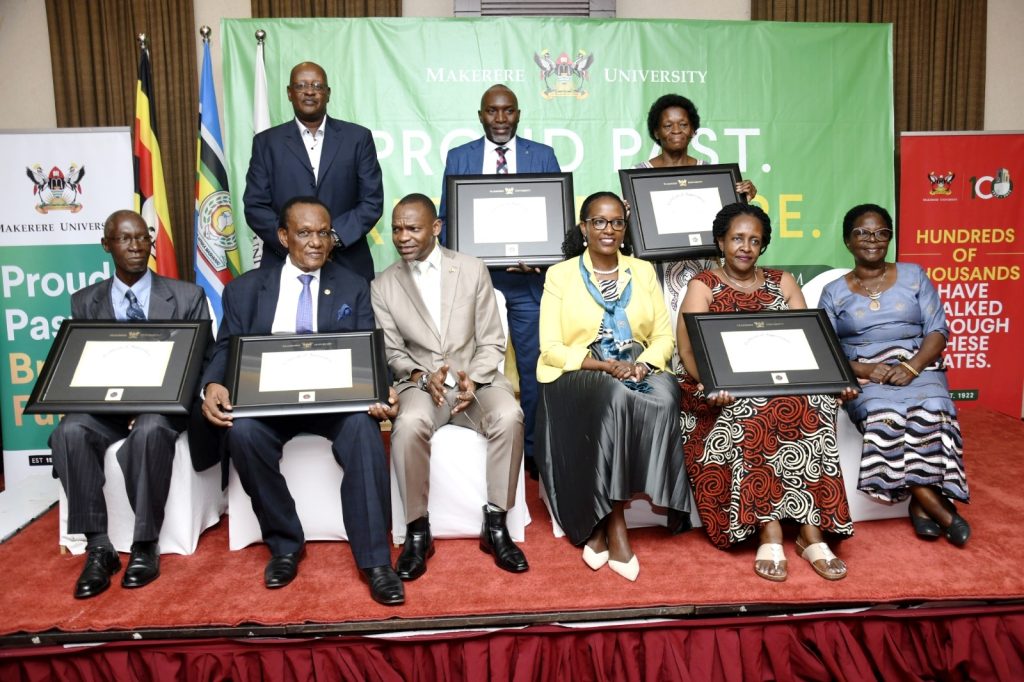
[226,412,391,569]
[50,413,181,542]
[490,269,543,459]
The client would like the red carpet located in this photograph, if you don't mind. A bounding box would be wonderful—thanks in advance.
[1,408,1021,637]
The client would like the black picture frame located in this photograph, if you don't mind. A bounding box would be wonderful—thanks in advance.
[619,163,744,261]
[224,330,388,417]
[24,320,212,415]
[446,172,574,267]
[683,309,859,398]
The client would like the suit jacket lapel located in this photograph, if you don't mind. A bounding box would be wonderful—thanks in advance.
[394,260,440,342]
[88,280,116,319]
[471,138,485,173]
[317,266,337,331]
[148,275,176,319]
[255,266,283,332]
[518,138,532,172]
[439,249,460,343]
[283,122,315,180]
[317,117,342,184]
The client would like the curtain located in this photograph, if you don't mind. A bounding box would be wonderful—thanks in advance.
[251,0,400,17]
[45,0,199,279]
[750,0,987,133]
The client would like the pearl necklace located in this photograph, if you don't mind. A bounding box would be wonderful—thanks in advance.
[852,264,887,311]
[591,264,619,275]
[719,266,760,290]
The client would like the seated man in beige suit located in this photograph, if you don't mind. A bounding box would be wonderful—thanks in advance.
[369,193,527,581]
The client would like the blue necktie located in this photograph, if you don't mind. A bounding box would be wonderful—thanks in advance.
[496,146,508,174]
[296,274,314,334]
[125,290,146,321]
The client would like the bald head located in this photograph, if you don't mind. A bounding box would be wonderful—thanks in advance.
[478,84,520,145]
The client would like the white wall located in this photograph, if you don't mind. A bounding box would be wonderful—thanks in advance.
[0,0,56,129]
[2,1,1019,132]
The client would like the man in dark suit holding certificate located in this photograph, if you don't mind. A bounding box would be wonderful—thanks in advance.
[438,84,560,476]
[244,61,383,282]
[51,209,210,599]
[201,197,402,606]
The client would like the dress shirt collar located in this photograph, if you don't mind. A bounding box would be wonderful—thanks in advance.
[110,269,153,320]
[283,255,322,282]
[483,135,517,156]
[413,242,443,274]
[294,116,326,139]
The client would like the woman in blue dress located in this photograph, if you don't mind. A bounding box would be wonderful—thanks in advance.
[820,204,970,546]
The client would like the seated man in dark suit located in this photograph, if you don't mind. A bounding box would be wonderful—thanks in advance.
[201,196,402,606]
[244,61,383,282]
[369,194,527,582]
[50,209,210,599]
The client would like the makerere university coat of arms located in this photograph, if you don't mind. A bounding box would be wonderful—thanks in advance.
[26,163,85,213]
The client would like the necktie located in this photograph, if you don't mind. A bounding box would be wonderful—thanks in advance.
[296,274,314,334]
[125,290,146,321]
[495,146,508,174]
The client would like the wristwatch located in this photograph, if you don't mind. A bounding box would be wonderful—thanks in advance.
[417,372,430,392]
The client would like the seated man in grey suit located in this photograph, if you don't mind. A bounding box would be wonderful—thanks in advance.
[201,197,403,606]
[369,193,527,581]
[50,209,210,599]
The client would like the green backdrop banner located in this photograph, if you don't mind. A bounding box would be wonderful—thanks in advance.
[221,18,894,279]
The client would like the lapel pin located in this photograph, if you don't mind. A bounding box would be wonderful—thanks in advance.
[323,288,331,295]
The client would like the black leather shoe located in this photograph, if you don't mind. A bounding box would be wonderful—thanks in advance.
[362,565,405,606]
[395,516,434,581]
[479,505,529,573]
[264,549,304,589]
[909,501,941,539]
[74,546,121,599]
[122,541,160,588]
[945,513,971,547]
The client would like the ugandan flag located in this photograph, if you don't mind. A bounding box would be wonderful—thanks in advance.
[133,42,178,278]
[194,38,240,323]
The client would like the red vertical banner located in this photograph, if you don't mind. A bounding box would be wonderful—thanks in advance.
[899,132,1024,417]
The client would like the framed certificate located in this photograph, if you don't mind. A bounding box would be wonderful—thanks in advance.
[619,163,744,261]
[24,320,212,415]
[224,330,388,417]
[446,172,574,267]
[683,309,858,398]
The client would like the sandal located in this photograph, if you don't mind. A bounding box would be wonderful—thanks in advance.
[795,538,847,580]
[754,543,787,582]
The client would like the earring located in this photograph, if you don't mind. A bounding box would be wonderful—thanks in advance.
[718,256,725,267]
[583,239,588,247]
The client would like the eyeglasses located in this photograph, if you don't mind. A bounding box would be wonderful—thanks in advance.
[109,235,152,246]
[289,81,327,93]
[850,227,893,242]
[586,217,627,232]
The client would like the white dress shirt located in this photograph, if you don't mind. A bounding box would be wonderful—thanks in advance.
[272,256,321,333]
[411,245,455,386]
[483,136,518,175]
[295,117,326,184]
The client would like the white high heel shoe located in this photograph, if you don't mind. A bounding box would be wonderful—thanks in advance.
[582,545,609,570]
[608,554,639,581]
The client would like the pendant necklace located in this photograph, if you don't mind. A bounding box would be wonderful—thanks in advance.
[852,264,887,311]
[719,266,760,290]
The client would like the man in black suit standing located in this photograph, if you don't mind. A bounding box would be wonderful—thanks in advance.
[201,196,402,606]
[244,61,383,282]
[50,209,210,599]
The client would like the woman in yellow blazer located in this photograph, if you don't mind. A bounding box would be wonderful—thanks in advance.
[535,191,693,581]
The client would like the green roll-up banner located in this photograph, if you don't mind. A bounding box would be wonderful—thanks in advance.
[222,18,893,279]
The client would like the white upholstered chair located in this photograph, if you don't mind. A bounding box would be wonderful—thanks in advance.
[226,289,531,550]
[59,432,225,555]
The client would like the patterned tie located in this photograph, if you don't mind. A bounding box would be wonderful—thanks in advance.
[296,274,314,334]
[495,146,508,174]
[125,290,146,321]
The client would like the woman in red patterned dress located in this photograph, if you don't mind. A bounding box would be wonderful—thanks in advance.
[676,203,854,582]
